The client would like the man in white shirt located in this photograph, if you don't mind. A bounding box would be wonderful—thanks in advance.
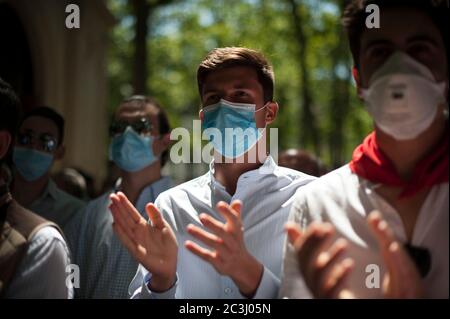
[280,0,448,299]
[65,95,173,298]
[110,47,316,299]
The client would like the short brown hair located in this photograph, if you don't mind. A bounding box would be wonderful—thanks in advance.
[342,0,449,68]
[197,47,275,103]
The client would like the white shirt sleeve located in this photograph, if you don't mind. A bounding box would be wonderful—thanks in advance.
[250,266,281,299]
[4,226,73,299]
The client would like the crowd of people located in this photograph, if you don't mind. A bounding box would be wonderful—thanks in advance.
[0,0,448,299]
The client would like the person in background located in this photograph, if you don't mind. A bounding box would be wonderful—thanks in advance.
[65,95,172,298]
[0,77,72,298]
[53,167,88,201]
[11,106,86,234]
[280,0,448,299]
[278,149,328,177]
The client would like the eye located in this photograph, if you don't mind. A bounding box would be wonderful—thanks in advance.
[367,45,392,61]
[408,42,434,61]
[18,133,31,146]
[234,90,248,98]
[204,94,219,105]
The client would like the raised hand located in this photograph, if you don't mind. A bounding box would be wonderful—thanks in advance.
[109,192,178,292]
[285,221,354,298]
[285,210,424,299]
[185,200,263,297]
[367,210,423,298]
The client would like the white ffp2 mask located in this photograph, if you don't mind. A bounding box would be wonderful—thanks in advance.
[361,51,447,140]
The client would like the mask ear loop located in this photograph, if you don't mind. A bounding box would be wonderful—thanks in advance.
[255,101,271,113]
[253,101,276,147]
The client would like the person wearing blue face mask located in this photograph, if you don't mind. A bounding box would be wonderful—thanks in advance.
[11,106,86,235]
[110,47,316,300]
[64,95,172,298]
[1,78,72,299]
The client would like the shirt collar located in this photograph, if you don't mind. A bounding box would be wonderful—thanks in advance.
[42,179,59,201]
[208,155,278,190]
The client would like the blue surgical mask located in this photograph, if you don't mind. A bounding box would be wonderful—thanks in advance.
[201,99,267,159]
[109,126,157,172]
[13,147,54,181]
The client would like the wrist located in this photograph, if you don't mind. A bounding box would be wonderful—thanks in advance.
[148,273,176,293]
[232,254,263,298]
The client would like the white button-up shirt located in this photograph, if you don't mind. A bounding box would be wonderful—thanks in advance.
[129,156,316,299]
[280,165,449,299]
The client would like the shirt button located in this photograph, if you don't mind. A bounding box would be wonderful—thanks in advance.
[224,287,232,294]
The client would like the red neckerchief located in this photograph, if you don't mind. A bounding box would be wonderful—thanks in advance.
[349,130,449,198]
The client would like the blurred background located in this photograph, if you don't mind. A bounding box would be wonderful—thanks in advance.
[0,0,373,195]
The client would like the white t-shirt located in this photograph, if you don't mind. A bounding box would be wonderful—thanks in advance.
[280,165,448,299]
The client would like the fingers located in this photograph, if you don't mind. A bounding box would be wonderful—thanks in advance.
[184,240,217,264]
[199,213,227,237]
[110,193,140,240]
[285,222,303,246]
[367,211,396,252]
[146,203,165,230]
[186,224,228,252]
[116,192,142,223]
[323,258,355,298]
[110,201,136,241]
[216,201,240,231]
[297,223,335,275]
[367,210,422,298]
[316,238,348,269]
[230,200,242,218]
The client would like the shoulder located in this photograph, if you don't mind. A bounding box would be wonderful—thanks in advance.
[26,225,70,265]
[85,192,112,211]
[51,185,86,210]
[155,172,209,206]
[273,165,317,185]
[5,225,72,298]
[291,165,360,215]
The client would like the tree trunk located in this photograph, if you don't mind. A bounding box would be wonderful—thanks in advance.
[287,0,320,155]
[328,0,351,168]
[132,0,150,95]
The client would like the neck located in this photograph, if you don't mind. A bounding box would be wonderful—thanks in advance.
[213,149,267,195]
[120,160,162,204]
[376,110,447,180]
[12,172,50,207]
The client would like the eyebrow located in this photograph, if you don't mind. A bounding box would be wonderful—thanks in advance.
[22,128,56,138]
[363,39,392,50]
[406,34,441,47]
[364,33,441,50]
[203,83,255,95]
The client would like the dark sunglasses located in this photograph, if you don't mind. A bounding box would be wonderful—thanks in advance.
[17,131,58,153]
[109,117,153,137]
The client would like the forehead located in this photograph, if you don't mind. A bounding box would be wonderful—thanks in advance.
[115,101,158,121]
[20,116,59,137]
[202,66,262,93]
[361,7,443,49]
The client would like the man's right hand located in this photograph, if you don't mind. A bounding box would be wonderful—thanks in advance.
[109,192,178,292]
